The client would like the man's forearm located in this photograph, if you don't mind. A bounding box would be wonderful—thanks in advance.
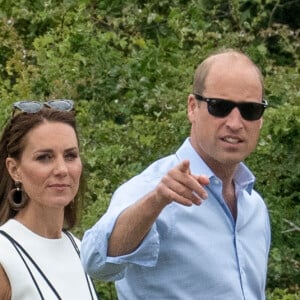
[107,190,166,257]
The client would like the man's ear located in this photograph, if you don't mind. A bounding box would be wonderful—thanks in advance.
[187,94,198,122]
[6,157,21,182]
[259,118,263,129]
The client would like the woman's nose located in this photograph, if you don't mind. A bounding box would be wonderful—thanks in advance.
[53,158,68,175]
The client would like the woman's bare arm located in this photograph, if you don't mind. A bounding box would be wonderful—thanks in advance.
[0,265,11,300]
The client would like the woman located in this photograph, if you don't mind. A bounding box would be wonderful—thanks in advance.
[0,100,98,299]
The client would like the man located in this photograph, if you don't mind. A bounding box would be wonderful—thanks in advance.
[81,49,271,300]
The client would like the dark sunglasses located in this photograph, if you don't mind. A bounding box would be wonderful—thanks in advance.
[13,99,74,114]
[194,94,268,121]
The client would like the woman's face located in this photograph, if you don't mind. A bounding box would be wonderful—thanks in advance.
[7,121,82,212]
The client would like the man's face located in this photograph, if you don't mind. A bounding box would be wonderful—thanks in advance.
[188,56,263,171]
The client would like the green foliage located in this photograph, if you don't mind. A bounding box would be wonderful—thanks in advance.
[0,0,299,298]
[247,103,300,291]
[267,288,300,300]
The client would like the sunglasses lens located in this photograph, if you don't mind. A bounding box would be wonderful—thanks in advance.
[240,103,265,121]
[13,101,43,113]
[207,100,235,117]
[206,99,265,121]
[46,100,74,111]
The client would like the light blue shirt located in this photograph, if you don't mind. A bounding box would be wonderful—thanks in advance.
[81,138,271,300]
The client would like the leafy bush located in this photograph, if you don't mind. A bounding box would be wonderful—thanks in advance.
[247,103,300,291]
[0,0,299,298]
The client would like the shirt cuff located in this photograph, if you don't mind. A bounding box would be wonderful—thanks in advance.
[106,223,160,267]
[81,210,160,281]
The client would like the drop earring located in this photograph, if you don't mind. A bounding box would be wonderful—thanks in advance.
[8,181,27,211]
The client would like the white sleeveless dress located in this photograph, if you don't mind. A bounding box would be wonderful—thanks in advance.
[0,219,98,300]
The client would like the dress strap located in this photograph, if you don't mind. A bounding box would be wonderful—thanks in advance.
[0,230,62,300]
[63,230,97,300]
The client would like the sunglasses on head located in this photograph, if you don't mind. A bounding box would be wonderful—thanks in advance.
[13,99,74,114]
[194,94,268,121]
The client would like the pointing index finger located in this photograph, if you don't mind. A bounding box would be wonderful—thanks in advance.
[178,160,191,174]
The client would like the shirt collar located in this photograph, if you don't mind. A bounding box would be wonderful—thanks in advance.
[176,138,255,195]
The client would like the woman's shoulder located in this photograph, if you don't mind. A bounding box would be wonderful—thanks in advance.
[0,220,16,248]
[63,230,82,250]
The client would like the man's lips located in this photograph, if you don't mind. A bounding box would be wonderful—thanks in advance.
[220,136,244,144]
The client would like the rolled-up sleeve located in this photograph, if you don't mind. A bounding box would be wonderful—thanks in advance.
[81,156,178,282]
[80,171,164,281]
[81,210,160,281]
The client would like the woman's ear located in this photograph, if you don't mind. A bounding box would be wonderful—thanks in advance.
[6,157,21,182]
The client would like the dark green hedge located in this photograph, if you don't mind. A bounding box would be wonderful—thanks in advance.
[0,1,299,299]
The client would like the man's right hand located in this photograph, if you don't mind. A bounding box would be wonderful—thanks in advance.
[153,160,210,208]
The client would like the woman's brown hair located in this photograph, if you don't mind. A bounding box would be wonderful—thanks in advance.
[0,107,85,229]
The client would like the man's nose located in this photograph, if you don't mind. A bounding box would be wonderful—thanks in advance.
[225,107,243,130]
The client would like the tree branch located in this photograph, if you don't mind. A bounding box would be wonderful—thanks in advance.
[282,218,300,233]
